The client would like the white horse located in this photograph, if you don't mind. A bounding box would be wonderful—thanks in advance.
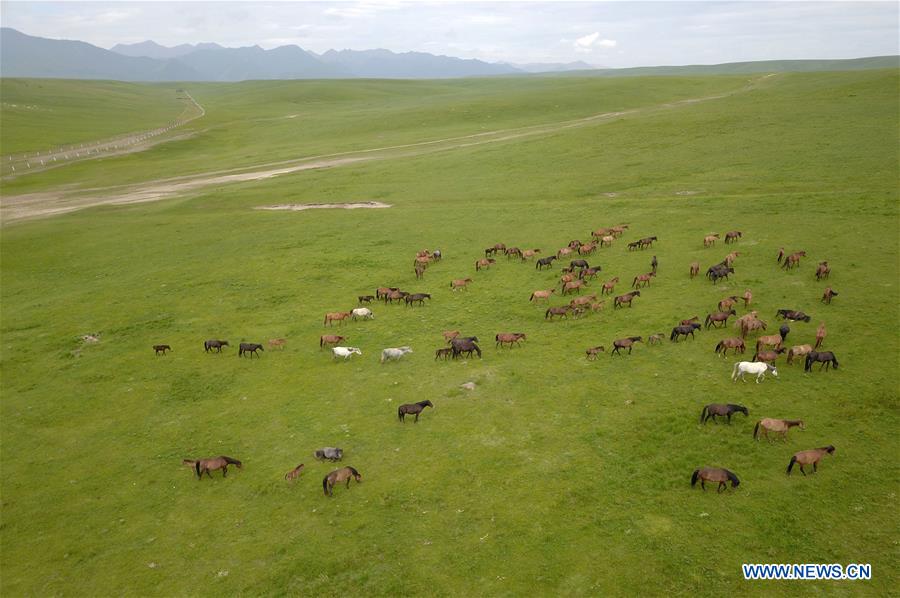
[732,361,778,383]
[351,308,374,320]
[332,346,361,360]
[380,346,412,363]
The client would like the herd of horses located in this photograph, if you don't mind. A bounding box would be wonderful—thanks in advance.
[170,226,840,496]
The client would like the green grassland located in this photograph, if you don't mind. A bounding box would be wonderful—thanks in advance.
[1,70,898,596]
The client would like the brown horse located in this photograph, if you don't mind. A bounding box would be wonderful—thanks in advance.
[505,247,522,260]
[815,261,831,280]
[718,296,739,311]
[570,294,597,309]
[475,258,496,271]
[323,466,362,496]
[530,289,556,302]
[521,249,541,260]
[442,330,460,343]
[821,287,838,304]
[714,337,746,357]
[562,280,586,294]
[753,419,804,442]
[632,272,655,288]
[691,467,740,492]
[703,234,720,248]
[153,344,172,355]
[742,289,753,308]
[191,456,242,480]
[268,338,287,350]
[753,348,785,364]
[600,277,619,295]
[414,256,432,269]
[585,345,606,360]
[648,333,664,345]
[434,348,452,360]
[781,251,806,269]
[204,339,229,353]
[786,344,813,364]
[756,334,784,352]
[787,446,834,475]
[545,306,572,320]
[450,278,473,291]
[611,336,642,355]
[776,247,785,263]
[815,322,827,349]
[238,343,264,358]
[398,400,434,422]
[705,310,736,329]
[324,311,352,326]
[415,264,426,279]
[376,287,399,301]
[700,403,749,424]
[358,295,375,304]
[320,334,346,348]
[284,464,305,481]
[724,231,742,244]
[496,333,526,348]
[689,262,700,278]
[723,251,740,267]
[613,291,640,308]
[557,247,574,258]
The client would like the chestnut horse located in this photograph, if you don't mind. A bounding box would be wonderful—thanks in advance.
[496,333,526,348]
[724,231,742,244]
[600,277,619,295]
[821,287,838,304]
[324,311,352,326]
[320,334,346,348]
[689,262,700,278]
[450,278,473,291]
[585,345,606,360]
[613,291,640,308]
[284,464,305,481]
[714,337,746,357]
[781,251,806,269]
[632,272,655,288]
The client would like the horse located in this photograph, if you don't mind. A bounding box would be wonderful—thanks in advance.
[723,251,740,267]
[724,231,742,244]
[434,348,453,360]
[804,351,838,371]
[781,251,806,269]
[815,261,831,280]
[475,258,496,271]
[600,235,615,247]
[670,323,701,342]
[381,346,413,363]
[705,310,736,329]
[715,338,746,357]
[238,343,264,358]
[786,344,813,365]
[450,278,473,291]
[153,344,171,355]
[557,247,574,259]
[352,307,375,319]
[376,287,399,301]
[753,419,804,442]
[320,334,346,348]
[386,290,409,304]
[756,334,784,352]
[504,248,522,260]
[580,267,601,280]
[536,256,557,270]
[495,333,526,348]
[718,296,739,312]
[689,262,700,278]
[776,309,811,322]
[404,293,431,307]
[562,280,586,295]
[358,295,375,304]
[332,346,361,360]
[742,289,753,308]
[432,249,442,261]
[204,339,229,353]
[707,265,734,284]
[691,467,740,492]
[315,447,343,461]
[639,236,658,249]
[776,247,785,263]
[324,311,352,326]
[323,466,362,496]
[442,330,460,343]
[753,348,785,364]
[586,346,606,360]
[611,336,642,355]
[703,234,720,248]
[414,264,426,280]
[700,403,749,424]
[398,400,434,423]
[268,338,287,350]
[626,241,641,251]
[450,337,482,359]
[613,291,640,308]
[569,259,590,270]
[284,464,305,481]
[521,249,541,261]
[530,289,556,302]
[545,306,572,320]
[192,456,242,480]
[600,277,619,295]
[815,322,827,349]
[821,287,838,304]
[632,272,655,288]
[648,333,664,345]
[731,361,777,383]
[787,446,835,475]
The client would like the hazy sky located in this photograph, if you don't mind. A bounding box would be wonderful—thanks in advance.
[2,1,897,67]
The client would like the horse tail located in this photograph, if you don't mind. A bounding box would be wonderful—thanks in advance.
[195,460,201,478]
[804,354,812,371]
[787,456,797,474]
[704,314,711,327]
[323,476,329,495]
[714,340,722,353]
[753,421,760,439]
[323,314,328,325]
[700,406,708,424]
[398,406,403,421]
[691,469,700,487]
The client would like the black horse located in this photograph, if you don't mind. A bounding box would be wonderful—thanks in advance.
[670,323,701,341]
[776,309,811,322]
[536,256,557,270]
[805,351,839,371]
[238,343,264,358]
[707,265,734,284]
[569,259,590,270]
[450,337,482,359]
[398,400,434,422]
[700,403,749,424]
[779,324,790,341]
[204,339,229,353]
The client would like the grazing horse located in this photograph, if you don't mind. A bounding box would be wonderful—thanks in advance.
[691,467,740,492]
[192,456,242,480]
[776,309,811,322]
[320,335,346,348]
[753,348,785,364]
[324,311,352,326]
[204,340,229,353]
[323,466,362,496]
[521,249,541,261]
[742,289,753,308]
[570,294,597,309]
[352,307,375,319]
[600,277,619,295]
[562,280,586,295]
[398,400,434,423]
[804,351,838,371]
[718,296,739,312]
[475,258,496,271]
[434,348,452,360]
[284,464,305,481]
[724,231,742,244]
[505,248,522,260]
[670,323,701,341]
[815,322,827,349]
[569,259,590,270]
[545,306,572,320]
[450,337,482,359]
[821,287,838,304]
[381,346,413,363]
[613,291,640,308]
[787,446,835,475]
[432,249,442,261]
[703,234,720,248]
[404,293,431,307]
[690,262,700,278]
[268,338,287,350]
[585,345,606,360]
[450,278,473,291]
[495,333,526,348]
[536,256,557,270]
[781,251,806,269]
[815,261,831,280]
[153,344,172,355]
[715,338,746,357]
[632,272,655,288]
[315,447,343,461]
[238,343,264,358]
[332,346,361,360]
[580,267,601,280]
[530,289,556,302]
[731,361,777,383]
[557,247,574,259]
[705,310,736,329]
[786,344,813,365]
[753,419,804,442]
[756,334,784,352]
[700,403,749,424]
[611,336,642,355]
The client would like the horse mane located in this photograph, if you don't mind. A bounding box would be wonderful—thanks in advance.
[727,404,747,413]
[346,466,360,476]
[820,445,835,453]
[221,456,242,466]
[784,419,803,426]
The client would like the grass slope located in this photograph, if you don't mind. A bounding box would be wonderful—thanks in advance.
[1,70,898,595]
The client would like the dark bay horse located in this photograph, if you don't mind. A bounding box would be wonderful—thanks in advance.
[451,337,482,358]
[189,456,242,479]
[670,323,701,341]
[239,343,264,358]
[611,336,642,355]
[153,344,172,355]
[691,467,740,492]
[398,400,434,422]
[613,291,640,308]
[714,338,746,357]
[804,351,838,371]
[700,403,748,424]
[323,466,362,496]
[204,339,229,353]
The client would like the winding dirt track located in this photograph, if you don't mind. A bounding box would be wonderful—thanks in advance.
[1,79,768,224]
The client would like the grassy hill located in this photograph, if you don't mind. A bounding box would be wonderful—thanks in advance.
[1,70,898,595]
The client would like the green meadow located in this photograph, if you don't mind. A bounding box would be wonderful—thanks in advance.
[1,70,898,595]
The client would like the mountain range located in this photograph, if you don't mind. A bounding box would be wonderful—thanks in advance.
[1,28,896,82]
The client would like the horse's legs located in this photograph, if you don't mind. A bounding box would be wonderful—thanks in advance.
[813,462,818,473]
[414,413,419,423]
[799,465,806,476]
[222,466,227,477]
[727,414,732,424]
[346,478,351,488]
[718,482,725,493]
[700,480,706,491]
